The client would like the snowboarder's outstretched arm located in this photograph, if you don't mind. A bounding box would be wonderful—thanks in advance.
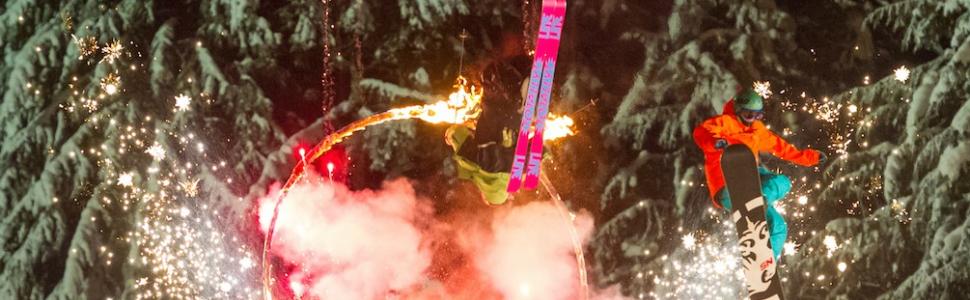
[757,126,822,167]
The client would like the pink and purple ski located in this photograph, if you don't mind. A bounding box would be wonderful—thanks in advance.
[508,0,567,193]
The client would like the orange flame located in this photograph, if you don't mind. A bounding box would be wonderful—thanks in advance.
[543,114,576,141]
[390,76,482,125]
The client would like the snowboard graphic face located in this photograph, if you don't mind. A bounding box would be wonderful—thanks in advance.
[733,198,776,295]
[720,144,785,300]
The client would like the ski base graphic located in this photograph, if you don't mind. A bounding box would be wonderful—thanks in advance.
[508,0,566,193]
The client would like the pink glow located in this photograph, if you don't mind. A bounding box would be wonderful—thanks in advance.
[257,176,622,299]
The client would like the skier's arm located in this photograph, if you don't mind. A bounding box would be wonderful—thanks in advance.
[762,129,821,166]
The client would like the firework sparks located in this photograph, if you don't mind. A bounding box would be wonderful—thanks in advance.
[118,172,134,187]
[60,34,261,300]
[146,144,166,161]
[823,235,839,257]
[174,94,192,111]
[753,81,772,99]
[102,40,124,64]
[101,73,120,95]
[894,66,910,82]
[891,199,911,223]
[61,12,73,30]
[72,35,98,58]
[682,233,697,251]
[649,221,745,299]
[784,241,798,256]
[180,178,200,197]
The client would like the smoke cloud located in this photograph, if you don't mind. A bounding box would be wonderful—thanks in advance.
[470,201,594,300]
[258,178,433,299]
[257,175,618,299]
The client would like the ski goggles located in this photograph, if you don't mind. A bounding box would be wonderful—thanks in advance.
[737,109,764,121]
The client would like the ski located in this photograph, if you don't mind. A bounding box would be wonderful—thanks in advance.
[720,144,785,300]
[507,51,545,193]
[523,0,566,189]
[508,0,567,192]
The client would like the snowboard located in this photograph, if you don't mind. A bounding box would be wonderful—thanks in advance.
[720,144,785,300]
[508,0,566,193]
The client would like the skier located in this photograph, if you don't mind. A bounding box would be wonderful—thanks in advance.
[447,33,531,205]
[693,88,826,259]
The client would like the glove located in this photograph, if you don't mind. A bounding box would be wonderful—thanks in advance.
[714,139,729,150]
[816,151,827,165]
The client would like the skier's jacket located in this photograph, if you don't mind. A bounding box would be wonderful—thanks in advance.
[693,100,821,207]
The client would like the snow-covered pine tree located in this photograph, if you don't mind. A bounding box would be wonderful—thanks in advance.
[0,0,285,297]
[785,1,970,298]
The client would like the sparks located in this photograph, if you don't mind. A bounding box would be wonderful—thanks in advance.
[682,233,697,250]
[823,235,839,256]
[117,172,134,187]
[174,94,192,111]
[101,73,120,95]
[146,144,166,161]
[753,81,772,99]
[61,12,73,30]
[180,178,200,197]
[649,221,745,299]
[101,39,124,64]
[784,241,797,256]
[894,66,910,82]
[72,35,98,58]
[240,257,255,270]
[837,262,847,272]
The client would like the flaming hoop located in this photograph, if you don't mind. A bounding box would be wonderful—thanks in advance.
[260,77,582,299]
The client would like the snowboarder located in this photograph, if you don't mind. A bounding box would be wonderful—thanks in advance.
[693,88,826,259]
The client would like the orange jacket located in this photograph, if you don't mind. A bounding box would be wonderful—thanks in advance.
[693,100,820,207]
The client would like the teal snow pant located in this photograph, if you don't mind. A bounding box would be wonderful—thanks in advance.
[717,166,791,259]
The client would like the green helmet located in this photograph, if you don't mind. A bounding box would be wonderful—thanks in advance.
[735,89,764,111]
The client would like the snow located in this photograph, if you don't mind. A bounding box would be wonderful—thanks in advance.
[935,141,970,181]
[951,97,970,133]
[906,71,937,143]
